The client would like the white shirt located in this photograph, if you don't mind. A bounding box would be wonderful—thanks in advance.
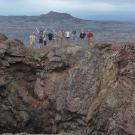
[30,35,36,43]
[65,32,71,38]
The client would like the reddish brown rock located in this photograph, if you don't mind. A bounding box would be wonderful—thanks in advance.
[0,34,135,135]
[0,33,8,43]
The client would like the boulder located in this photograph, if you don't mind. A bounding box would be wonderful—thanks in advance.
[6,39,26,57]
[0,33,8,43]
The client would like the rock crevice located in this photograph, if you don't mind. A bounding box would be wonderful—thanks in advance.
[0,34,135,135]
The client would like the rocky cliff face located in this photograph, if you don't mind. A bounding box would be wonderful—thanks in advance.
[0,33,135,135]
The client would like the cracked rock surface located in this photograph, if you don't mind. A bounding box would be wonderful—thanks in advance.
[0,34,135,135]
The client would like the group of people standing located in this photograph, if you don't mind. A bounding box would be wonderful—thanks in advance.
[29,28,94,48]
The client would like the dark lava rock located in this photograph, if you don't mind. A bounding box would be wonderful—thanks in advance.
[0,34,135,135]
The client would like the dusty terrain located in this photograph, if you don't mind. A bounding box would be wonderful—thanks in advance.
[0,33,135,135]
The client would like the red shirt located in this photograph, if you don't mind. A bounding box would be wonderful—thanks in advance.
[87,32,94,39]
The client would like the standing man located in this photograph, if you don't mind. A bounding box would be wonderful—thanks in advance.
[65,31,71,42]
[29,32,36,48]
[86,32,94,46]
[72,30,77,41]
[58,30,65,46]
[35,27,44,48]
[80,32,86,40]
[48,32,54,41]
[43,32,48,46]
[39,31,44,47]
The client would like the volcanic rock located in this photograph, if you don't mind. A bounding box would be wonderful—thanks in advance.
[0,33,8,43]
[0,35,135,135]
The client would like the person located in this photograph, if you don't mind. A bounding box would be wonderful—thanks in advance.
[43,34,47,46]
[35,27,44,48]
[48,32,54,41]
[86,32,94,46]
[53,31,58,44]
[39,31,44,44]
[80,32,86,40]
[29,32,36,48]
[72,30,77,40]
[43,31,48,46]
[58,30,65,46]
[43,30,47,38]
[53,31,59,44]
[65,31,71,40]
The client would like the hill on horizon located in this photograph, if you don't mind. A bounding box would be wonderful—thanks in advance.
[40,11,76,20]
[0,11,87,21]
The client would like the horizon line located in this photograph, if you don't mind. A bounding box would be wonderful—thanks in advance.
[0,11,135,22]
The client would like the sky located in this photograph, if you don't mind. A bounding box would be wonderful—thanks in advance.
[0,0,135,21]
